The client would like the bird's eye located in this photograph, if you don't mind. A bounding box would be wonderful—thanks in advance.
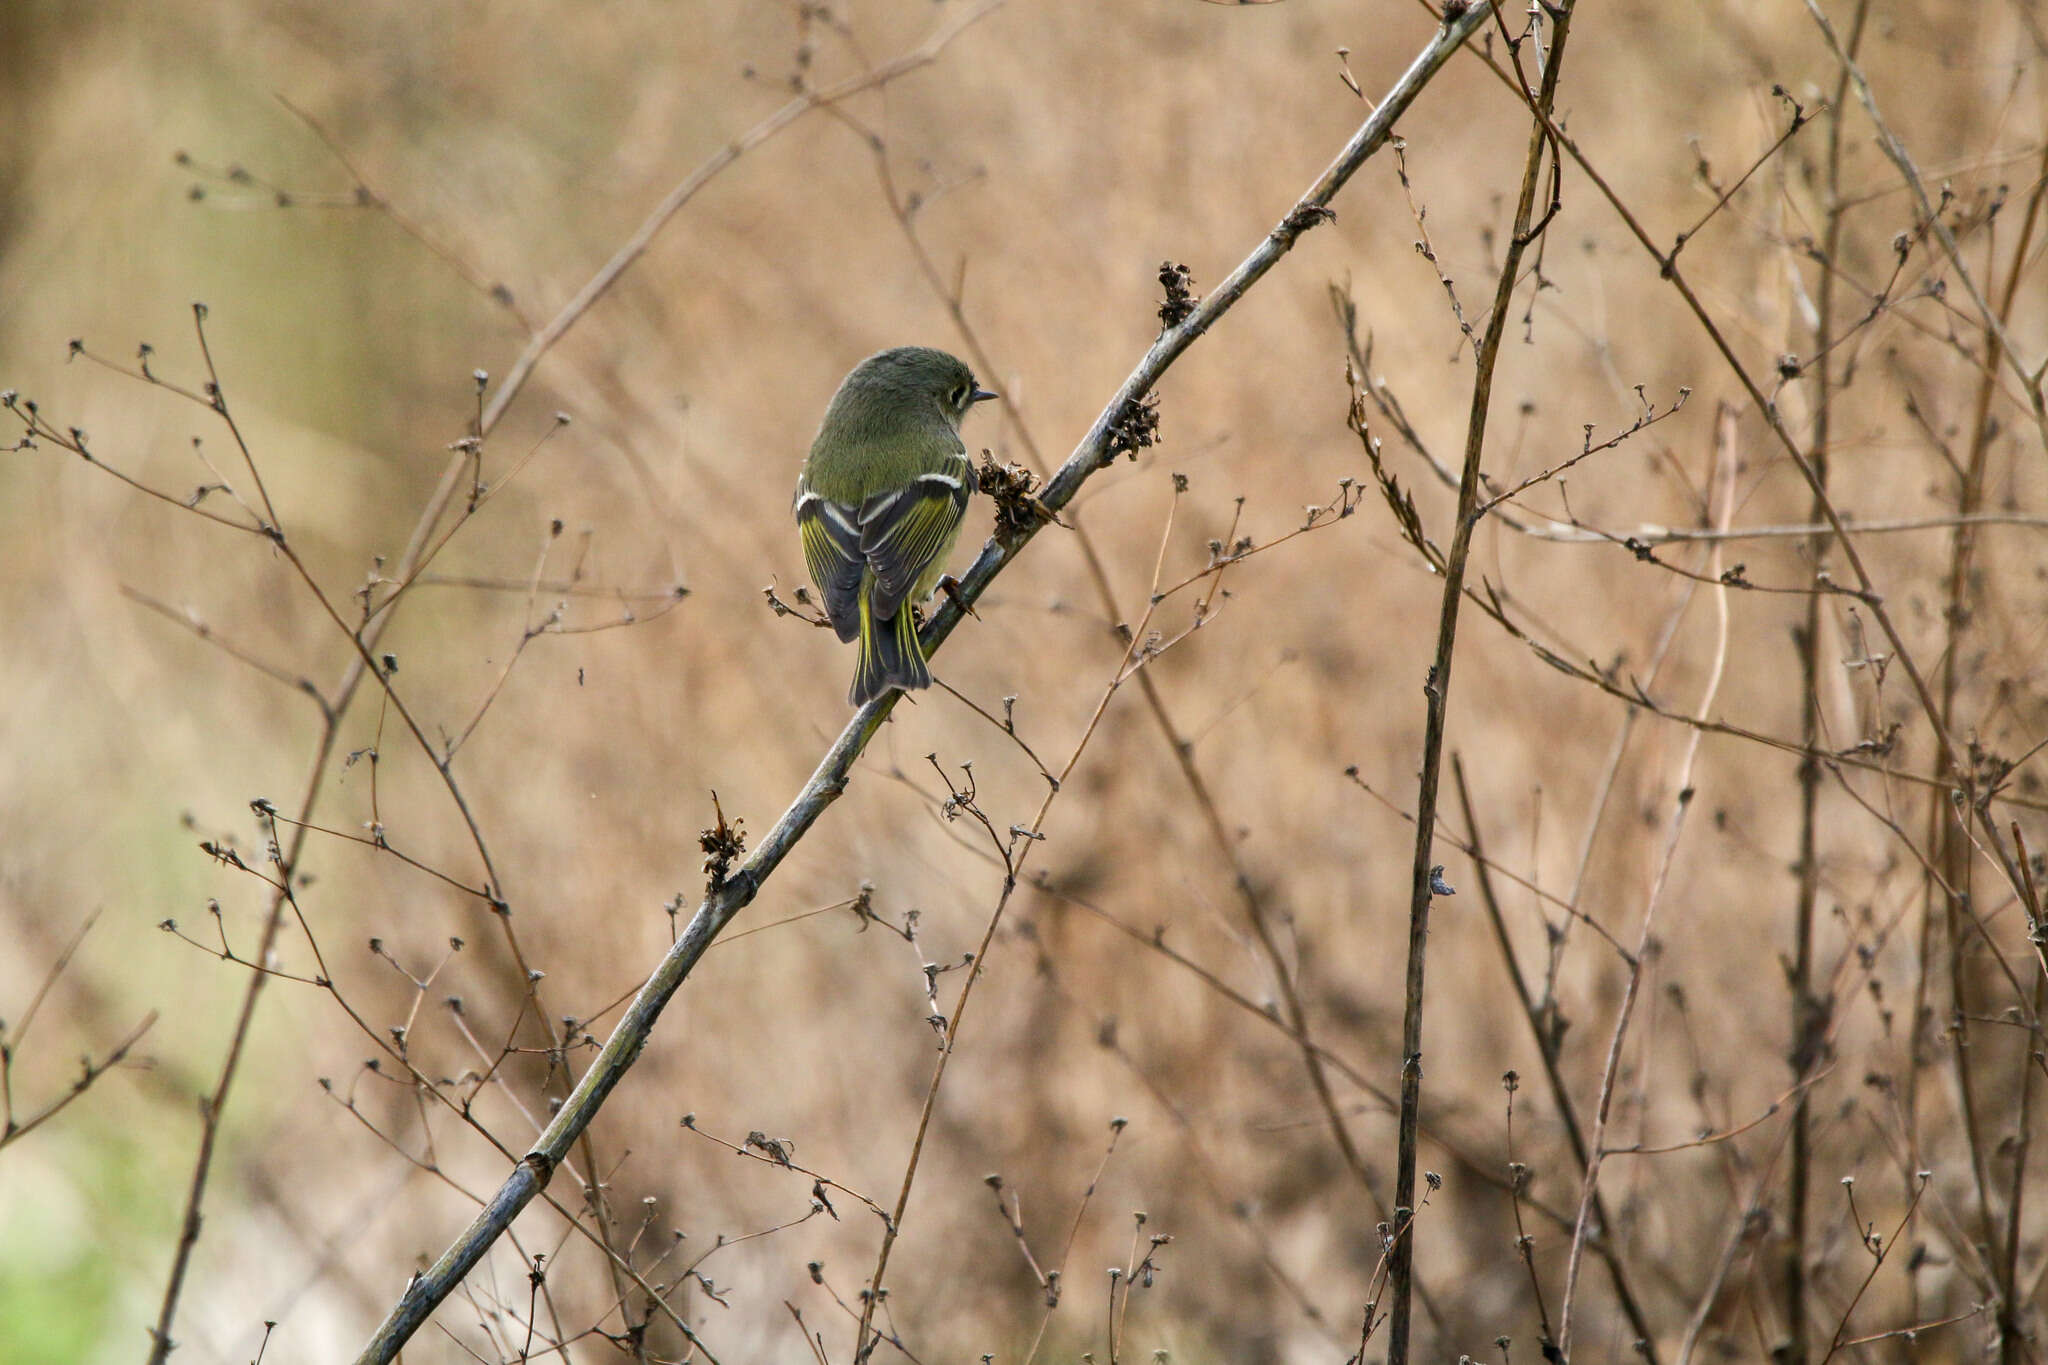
[950,383,968,406]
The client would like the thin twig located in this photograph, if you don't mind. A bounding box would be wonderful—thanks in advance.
[0,1009,158,1151]
[1786,9,1874,1356]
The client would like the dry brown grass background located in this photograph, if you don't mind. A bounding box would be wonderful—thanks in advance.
[3,1,2046,1361]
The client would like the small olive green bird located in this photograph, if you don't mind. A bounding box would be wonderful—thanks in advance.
[794,347,996,707]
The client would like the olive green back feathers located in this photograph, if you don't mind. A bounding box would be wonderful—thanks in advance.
[794,347,995,707]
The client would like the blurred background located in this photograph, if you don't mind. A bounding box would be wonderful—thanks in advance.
[2,1,2046,1361]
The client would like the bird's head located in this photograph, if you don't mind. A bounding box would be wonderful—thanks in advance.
[845,346,997,429]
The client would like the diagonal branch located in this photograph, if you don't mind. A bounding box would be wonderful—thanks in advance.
[348,7,1491,1359]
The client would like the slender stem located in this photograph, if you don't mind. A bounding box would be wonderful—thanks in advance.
[146,690,345,1363]
[1385,6,1575,1360]
[1788,7,1869,1358]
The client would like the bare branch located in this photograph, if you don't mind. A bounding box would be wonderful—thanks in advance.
[349,10,1490,1357]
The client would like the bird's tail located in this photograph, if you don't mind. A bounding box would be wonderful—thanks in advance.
[849,588,930,707]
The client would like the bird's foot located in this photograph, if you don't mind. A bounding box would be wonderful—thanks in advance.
[937,574,980,620]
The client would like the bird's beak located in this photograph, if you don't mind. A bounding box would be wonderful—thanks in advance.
[970,386,999,404]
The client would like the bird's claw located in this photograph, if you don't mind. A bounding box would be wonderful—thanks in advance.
[938,574,980,620]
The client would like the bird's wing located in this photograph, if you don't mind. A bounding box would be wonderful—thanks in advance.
[795,491,865,643]
[857,457,971,621]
